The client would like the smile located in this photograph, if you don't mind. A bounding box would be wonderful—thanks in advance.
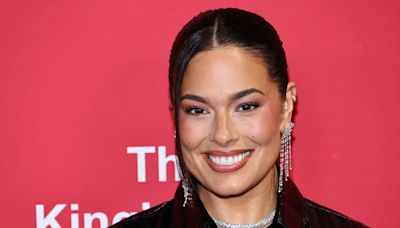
[205,149,253,173]
[208,151,251,166]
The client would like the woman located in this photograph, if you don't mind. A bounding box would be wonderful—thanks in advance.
[111,8,366,228]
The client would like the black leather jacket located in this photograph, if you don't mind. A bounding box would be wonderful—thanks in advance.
[110,178,367,227]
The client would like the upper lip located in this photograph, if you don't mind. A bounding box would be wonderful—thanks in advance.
[206,149,253,156]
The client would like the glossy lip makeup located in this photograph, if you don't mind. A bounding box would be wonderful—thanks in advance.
[204,149,254,173]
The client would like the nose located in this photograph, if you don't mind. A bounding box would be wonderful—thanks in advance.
[211,112,237,146]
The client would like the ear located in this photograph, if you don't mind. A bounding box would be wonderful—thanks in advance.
[280,82,296,133]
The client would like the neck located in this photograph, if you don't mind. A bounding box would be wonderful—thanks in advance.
[198,167,277,225]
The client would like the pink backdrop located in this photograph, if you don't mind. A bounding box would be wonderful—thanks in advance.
[1,0,399,227]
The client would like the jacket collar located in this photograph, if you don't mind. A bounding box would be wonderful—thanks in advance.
[170,178,308,228]
[274,178,308,227]
[170,182,214,228]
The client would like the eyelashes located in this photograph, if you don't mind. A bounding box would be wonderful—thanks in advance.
[185,106,208,115]
[236,102,259,112]
[183,102,260,115]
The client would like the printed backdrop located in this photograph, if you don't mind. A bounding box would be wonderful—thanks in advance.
[1,0,399,227]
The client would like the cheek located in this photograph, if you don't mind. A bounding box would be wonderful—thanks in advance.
[178,115,209,150]
[241,106,282,143]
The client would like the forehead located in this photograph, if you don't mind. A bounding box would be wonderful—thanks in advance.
[181,46,276,96]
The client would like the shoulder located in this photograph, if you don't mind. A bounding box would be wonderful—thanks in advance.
[109,200,173,228]
[304,198,368,227]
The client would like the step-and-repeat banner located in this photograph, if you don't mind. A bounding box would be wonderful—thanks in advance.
[1,1,399,227]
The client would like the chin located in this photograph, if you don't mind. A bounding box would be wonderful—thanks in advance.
[203,179,254,198]
[215,189,248,198]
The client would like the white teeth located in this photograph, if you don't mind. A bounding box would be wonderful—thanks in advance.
[227,156,233,165]
[221,157,227,165]
[209,151,251,166]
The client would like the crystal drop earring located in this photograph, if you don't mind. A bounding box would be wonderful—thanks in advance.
[176,154,192,207]
[182,177,192,207]
[278,122,294,193]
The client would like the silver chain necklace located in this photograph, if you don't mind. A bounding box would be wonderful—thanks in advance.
[211,210,275,228]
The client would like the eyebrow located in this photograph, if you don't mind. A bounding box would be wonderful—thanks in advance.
[229,88,265,101]
[179,94,209,103]
[179,88,265,104]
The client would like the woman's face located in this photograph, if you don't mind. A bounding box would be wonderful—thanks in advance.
[179,46,286,197]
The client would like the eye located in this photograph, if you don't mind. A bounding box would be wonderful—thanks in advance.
[236,102,259,112]
[185,106,208,115]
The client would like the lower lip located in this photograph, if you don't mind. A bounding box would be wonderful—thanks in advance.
[204,151,253,173]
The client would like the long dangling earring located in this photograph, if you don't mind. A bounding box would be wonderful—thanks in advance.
[175,130,192,207]
[181,175,192,207]
[278,122,294,193]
